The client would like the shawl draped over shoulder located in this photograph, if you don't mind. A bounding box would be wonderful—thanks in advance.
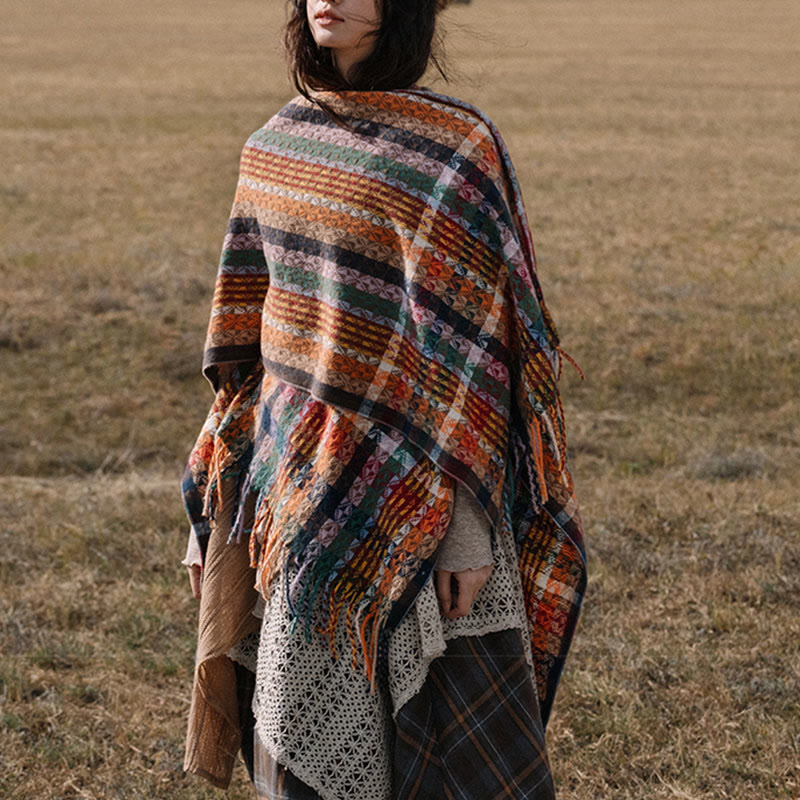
[182,88,586,788]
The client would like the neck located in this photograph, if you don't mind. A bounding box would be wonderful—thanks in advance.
[331,40,376,83]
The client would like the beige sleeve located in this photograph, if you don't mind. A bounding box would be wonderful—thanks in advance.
[180,529,203,568]
[435,481,494,572]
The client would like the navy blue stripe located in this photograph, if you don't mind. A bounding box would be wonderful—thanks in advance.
[203,346,260,379]
[277,103,506,211]
[227,216,262,235]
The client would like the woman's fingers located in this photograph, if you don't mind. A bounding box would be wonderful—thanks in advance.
[449,569,484,618]
[187,564,203,599]
[436,564,493,619]
[436,569,454,614]
[450,583,474,618]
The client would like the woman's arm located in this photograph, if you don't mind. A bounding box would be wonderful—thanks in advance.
[435,482,493,572]
[435,482,494,619]
[182,363,239,600]
[183,530,204,599]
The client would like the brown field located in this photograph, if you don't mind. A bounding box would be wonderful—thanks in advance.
[1,0,798,797]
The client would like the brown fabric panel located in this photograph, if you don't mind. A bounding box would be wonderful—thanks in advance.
[184,479,262,788]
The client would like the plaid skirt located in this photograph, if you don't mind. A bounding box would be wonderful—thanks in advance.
[249,627,556,800]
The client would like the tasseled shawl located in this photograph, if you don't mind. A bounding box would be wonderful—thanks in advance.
[183,88,586,787]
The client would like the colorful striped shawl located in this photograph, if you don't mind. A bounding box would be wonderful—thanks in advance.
[184,88,586,727]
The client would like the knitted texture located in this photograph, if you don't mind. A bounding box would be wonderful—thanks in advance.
[184,88,586,724]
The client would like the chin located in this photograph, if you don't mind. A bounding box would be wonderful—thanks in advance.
[311,29,342,48]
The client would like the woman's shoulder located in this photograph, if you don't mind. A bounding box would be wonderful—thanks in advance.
[237,89,509,179]
[395,88,511,171]
[247,89,498,144]
[399,88,502,138]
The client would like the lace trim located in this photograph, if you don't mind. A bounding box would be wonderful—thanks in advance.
[225,594,266,672]
[252,563,394,800]
[388,508,533,715]
[226,631,259,673]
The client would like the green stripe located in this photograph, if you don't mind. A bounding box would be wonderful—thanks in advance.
[250,129,503,252]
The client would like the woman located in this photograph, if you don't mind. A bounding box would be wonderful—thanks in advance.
[181,1,586,798]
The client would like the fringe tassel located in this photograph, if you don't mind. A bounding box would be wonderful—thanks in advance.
[317,585,363,672]
[553,395,568,471]
[358,604,378,688]
[556,345,585,381]
[529,417,549,505]
[293,568,389,694]
[229,470,254,544]
[201,459,222,520]
[365,604,387,694]
[346,592,364,672]
[250,500,287,607]
[320,590,347,662]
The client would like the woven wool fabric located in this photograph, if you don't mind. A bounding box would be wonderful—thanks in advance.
[183,89,587,769]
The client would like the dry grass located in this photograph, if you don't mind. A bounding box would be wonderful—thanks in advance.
[1,0,798,797]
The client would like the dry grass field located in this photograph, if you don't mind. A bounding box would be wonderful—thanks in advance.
[1,0,798,797]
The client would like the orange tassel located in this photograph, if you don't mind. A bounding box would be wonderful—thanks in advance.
[557,346,585,381]
[530,417,548,504]
[358,603,383,691]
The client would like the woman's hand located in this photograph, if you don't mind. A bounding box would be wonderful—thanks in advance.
[187,564,203,600]
[435,564,493,619]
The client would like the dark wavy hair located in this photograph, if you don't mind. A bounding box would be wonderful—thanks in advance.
[284,0,448,95]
